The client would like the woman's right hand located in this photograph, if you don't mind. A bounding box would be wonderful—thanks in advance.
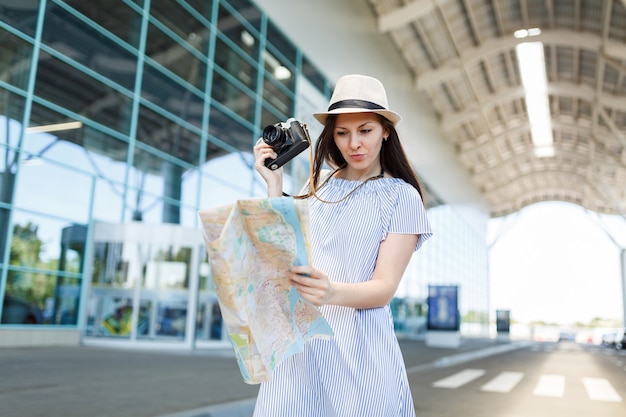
[254,139,284,197]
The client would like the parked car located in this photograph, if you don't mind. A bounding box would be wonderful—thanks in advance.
[601,331,618,347]
[558,331,576,342]
[1,295,43,324]
[614,329,626,350]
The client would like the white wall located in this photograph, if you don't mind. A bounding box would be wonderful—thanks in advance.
[255,0,489,228]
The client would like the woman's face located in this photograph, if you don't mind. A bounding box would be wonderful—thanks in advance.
[333,113,388,176]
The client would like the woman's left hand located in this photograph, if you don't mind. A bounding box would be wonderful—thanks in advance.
[289,266,333,306]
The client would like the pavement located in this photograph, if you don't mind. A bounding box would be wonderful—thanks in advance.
[0,336,529,417]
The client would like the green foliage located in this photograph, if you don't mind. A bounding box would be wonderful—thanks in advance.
[462,310,489,324]
[10,222,43,268]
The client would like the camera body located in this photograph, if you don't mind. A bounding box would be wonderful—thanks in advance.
[262,118,311,170]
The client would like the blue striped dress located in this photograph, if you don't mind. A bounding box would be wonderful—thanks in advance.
[253,176,432,417]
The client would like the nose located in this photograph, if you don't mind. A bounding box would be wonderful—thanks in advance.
[349,133,361,149]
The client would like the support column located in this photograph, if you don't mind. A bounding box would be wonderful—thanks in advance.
[621,249,626,326]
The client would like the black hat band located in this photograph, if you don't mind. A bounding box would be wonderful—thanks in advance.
[328,99,386,112]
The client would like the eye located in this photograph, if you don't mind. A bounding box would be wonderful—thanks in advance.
[360,128,372,134]
[336,130,348,136]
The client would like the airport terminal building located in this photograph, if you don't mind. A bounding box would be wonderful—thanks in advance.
[0,0,490,349]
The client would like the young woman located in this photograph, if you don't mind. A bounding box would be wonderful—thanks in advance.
[253,74,432,417]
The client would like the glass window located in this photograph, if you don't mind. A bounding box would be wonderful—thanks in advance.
[145,22,208,90]
[264,49,294,90]
[149,0,210,54]
[0,2,39,38]
[9,210,84,272]
[153,300,187,338]
[91,242,130,288]
[266,21,296,65]
[25,118,130,193]
[217,5,259,61]
[65,0,144,50]
[200,135,230,165]
[179,204,200,229]
[126,145,191,224]
[1,101,25,260]
[92,176,126,224]
[143,246,192,290]
[0,29,33,91]
[1,96,26,172]
[196,152,262,210]
[183,0,215,20]
[18,122,130,226]
[263,75,293,117]
[1,270,81,325]
[208,105,253,152]
[85,295,145,338]
[224,0,261,30]
[195,298,223,340]
[0,88,26,128]
[141,62,205,128]
[211,71,255,123]
[136,104,201,164]
[214,37,257,90]
[261,107,286,133]
[42,4,138,90]
[302,56,328,94]
[195,248,223,341]
[14,157,93,223]
[34,52,133,135]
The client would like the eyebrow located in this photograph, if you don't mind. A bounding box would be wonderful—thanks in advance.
[335,121,375,129]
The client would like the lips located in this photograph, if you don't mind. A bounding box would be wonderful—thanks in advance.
[349,154,365,161]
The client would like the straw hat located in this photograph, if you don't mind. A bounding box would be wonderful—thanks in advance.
[313,74,401,126]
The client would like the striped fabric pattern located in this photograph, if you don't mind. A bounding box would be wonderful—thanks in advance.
[253,177,432,417]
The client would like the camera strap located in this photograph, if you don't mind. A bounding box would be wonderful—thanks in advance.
[284,165,384,204]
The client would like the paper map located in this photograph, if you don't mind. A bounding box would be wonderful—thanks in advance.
[198,198,333,384]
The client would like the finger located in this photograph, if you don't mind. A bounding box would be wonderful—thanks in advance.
[291,266,313,276]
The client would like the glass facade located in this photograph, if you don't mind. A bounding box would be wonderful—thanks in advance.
[0,0,490,346]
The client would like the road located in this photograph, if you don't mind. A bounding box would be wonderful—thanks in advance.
[408,341,626,417]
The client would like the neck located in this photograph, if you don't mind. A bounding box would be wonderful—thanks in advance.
[341,165,383,181]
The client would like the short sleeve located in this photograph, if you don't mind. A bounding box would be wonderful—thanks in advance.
[384,182,433,251]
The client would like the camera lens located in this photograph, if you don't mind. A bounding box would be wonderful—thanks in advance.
[262,125,287,149]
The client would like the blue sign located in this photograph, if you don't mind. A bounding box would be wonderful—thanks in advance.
[427,285,459,331]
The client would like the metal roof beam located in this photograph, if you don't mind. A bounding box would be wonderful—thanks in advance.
[378,0,438,33]
[597,106,626,148]
[416,29,626,90]
[441,82,626,130]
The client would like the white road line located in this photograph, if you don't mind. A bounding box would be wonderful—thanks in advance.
[533,374,565,397]
[582,377,623,402]
[432,369,486,389]
[480,372,524,393]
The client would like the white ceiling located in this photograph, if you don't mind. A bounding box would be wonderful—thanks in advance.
[367,0,626,217]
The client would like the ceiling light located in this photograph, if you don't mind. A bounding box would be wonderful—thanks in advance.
[273,66,291,80]
[514,28,542,38]
[25,121,82,133]
[516,40,554,158]
[264,51,292,80]
[240,30,255,47]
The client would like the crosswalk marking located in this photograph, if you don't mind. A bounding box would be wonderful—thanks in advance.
[480,371,524,393]
[432,369,485,388]
[431,369,624,403]
[582,377,623,402]
[533,374,565,397]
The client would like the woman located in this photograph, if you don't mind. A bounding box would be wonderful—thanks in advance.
[253,74,432,417]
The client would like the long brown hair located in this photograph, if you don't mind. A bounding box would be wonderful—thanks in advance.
[309,114,426,204]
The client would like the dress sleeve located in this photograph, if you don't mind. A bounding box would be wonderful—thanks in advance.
[385,182,433,251]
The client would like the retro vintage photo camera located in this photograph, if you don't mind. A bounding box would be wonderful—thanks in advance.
[262,118,311,170]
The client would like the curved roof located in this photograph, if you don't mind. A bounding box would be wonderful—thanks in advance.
[368,0,626,217]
